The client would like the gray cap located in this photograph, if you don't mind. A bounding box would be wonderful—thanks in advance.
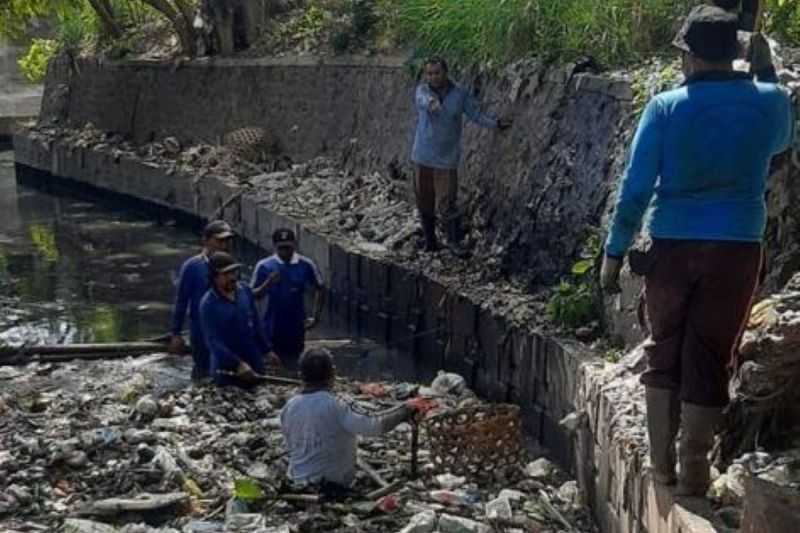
[204,220,234,240]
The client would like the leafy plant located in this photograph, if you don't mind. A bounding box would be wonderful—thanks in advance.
[234,478,266,503]
[18,39,59,83]
[547,232,602,330]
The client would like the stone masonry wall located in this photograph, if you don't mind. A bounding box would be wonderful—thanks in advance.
[39,55,632,286]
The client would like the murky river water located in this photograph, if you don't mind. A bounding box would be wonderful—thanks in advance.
[0,150,428,383]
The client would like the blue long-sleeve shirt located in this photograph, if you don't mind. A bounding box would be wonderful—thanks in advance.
[605,72,794,258]
[199,284,268,383]
[411,82,499,170]
[170,253,210,337]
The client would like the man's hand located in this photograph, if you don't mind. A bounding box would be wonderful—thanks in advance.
[497,118,513,131]
[406,397,438,416]
[428,96,441,113]
[264,352,282,368]
[600,255,623,295]
[748,33,774,74]
[236,360,258,383]
[256,271,281,292]
[304,316,319,330]
[167,335,185,355]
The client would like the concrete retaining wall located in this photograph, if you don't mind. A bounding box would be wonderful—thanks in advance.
[38,56,632,287]
[14,134,727,533]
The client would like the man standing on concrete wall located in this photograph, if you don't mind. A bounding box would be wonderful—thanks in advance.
[601,5,793,497]
[411,57,512,253]
[169,220,234,380]
[251,228,324,368]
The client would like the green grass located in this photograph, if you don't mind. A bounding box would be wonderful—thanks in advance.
[378,0,705,67]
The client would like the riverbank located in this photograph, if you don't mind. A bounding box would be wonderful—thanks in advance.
[13,123,733,533]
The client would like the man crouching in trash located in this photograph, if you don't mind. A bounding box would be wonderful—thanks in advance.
[200,252,280,388]
[280,348,430,496]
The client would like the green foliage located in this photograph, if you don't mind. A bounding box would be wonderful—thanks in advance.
[378,0,698,68]
[18,39,59,83]
[764,0,800,44]
[547,232,602,330]
[234,478,266,503]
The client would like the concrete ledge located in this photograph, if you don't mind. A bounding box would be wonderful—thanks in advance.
[13,133,722,533]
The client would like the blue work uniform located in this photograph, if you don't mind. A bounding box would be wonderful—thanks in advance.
[251,253,323,362]
[411,82,498,170]
[199,284,268,388]
[606,71,794,258]
[171,253,211,377]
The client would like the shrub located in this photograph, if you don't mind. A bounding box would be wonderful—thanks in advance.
[547,233,603,330]
[18,39,59,83]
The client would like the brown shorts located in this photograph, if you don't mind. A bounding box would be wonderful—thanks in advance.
[640,239,762,407]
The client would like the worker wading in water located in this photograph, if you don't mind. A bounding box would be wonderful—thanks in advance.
[169,220,234,380]
[280,348,431,492]
[200,252,280,388]
[411,57,512,253]
[251,228,324,368]
[601,5,793,497]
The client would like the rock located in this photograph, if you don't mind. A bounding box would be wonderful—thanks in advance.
[526,458,556,480]
[63,518,118,533]
[135,395,160,420]
[398,510,438,533]
[124,429,157,444]
[6,484,32,505]
[438,514,491,533]
[710,463,747,506]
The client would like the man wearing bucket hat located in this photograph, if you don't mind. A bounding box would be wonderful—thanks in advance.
[200,252,271,388]
[169,220,234,380]
[251,228,324,368]
[601,4,793,496]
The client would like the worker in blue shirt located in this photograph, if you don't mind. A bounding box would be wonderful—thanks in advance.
[411,57,512,252]
[169,220,234,380]
[200,252,277,388]
[251,228,324,367]
[601,5,793,497]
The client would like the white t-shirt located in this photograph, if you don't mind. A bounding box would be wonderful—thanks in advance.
[280,390,385,486]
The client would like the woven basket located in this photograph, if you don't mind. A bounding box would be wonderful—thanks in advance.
[423,403,525,478]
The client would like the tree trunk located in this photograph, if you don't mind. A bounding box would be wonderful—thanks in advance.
[87,0,123,39]
[140,0,197,56]
[209,0,236,56]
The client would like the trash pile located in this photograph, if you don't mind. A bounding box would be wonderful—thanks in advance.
[717,272,800,463]
[0,354,596,533]
[25,124,555,333]
[28,124,292,183]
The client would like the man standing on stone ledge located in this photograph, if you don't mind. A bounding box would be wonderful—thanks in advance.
[600,5,793,497]
[169,219,234,381]
[411,57,512,253]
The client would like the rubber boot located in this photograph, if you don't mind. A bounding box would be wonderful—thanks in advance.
[645,387,680,485]
[676,402,723,497]
[445,215,469,258]
[421,214,439,252]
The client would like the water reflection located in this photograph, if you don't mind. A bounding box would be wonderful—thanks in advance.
[0,151,198,345]
[4,152,432,384]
